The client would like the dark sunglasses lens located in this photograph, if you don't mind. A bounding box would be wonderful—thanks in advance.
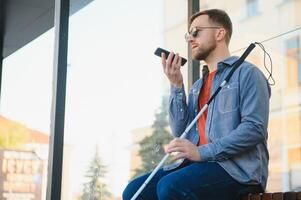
[192,30,199,38]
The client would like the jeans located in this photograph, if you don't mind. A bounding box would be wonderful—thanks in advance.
[123,161,263,200]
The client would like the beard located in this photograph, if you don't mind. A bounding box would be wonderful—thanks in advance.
[192,41,217,61]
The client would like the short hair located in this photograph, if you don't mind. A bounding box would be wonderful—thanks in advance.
[189,9,233,44]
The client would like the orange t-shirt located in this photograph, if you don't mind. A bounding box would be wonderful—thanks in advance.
[198,70,217,146]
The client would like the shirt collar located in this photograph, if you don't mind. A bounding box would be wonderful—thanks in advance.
[217,56,239,71]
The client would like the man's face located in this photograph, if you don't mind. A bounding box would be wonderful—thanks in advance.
[188,15,219,60]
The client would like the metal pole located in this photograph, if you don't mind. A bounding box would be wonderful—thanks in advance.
[187,0,200,90]
[46,0,70,198]
[0,0,5,102]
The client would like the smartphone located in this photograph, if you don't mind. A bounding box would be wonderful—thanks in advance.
[154,47,187,66]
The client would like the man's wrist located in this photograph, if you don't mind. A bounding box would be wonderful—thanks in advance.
[172,83,183,88]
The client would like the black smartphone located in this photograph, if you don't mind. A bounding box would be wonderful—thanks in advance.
[154,47,187,66]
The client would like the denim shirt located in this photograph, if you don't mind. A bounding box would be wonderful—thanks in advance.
[166,56,271,190]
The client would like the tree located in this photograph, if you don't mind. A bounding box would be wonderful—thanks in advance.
[133,95,173,178]
[80,146,112,200]
[0,117,29,148]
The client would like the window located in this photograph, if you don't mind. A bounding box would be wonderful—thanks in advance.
[61,0,188,199]
[285,36,301,86]
[1,30,54,200]
[282,0,293,3]
[246,0,259,17]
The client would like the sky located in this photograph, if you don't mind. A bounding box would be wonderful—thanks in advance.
[1,0,169,197]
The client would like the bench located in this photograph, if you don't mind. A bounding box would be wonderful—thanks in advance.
[242,192,301,200]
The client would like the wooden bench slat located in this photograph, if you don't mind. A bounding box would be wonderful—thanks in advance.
[272,192,284,200]
[250,193,261,200]
[262,193,273,200]
[296,192,301,200]
[284,192,296,200]
[241,191,301,200]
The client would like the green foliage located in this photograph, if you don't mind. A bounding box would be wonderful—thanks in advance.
[80,147,112,200]
[133,96,173,178]
[0,120,28,149]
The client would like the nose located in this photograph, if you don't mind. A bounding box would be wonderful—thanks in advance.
[186,34,194,43]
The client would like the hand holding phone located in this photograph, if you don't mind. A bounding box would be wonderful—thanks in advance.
[154,47,187,66]
[155,47,184,88]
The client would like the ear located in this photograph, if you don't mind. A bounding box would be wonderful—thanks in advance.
[215,28,226,42]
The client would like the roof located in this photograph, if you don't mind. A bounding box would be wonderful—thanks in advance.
[0,115,49,145]
[2,0,94,58]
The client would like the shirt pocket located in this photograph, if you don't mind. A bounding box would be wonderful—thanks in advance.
[217,82,239,114]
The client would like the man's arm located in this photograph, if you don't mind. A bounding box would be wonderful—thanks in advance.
[168,85,190,137]
[161,52,189,137]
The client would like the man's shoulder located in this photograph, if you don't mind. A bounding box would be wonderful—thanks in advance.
[222,56,259,75]
[238,60,265,78]
[238,60,270,93]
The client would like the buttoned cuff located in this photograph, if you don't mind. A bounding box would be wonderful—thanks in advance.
[198,144,214,162]
[170,84,185,97]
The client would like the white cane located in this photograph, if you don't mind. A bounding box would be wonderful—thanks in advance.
[131,43,256,200]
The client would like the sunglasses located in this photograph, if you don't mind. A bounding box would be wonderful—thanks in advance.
[184,26,221,42]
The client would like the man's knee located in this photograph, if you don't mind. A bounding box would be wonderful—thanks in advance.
[157,177,180,199]
[122,184,133,200]
[122,179,141,200]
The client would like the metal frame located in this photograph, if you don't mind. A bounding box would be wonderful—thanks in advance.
[43,2,200,199]
[187,0,200,89]
[0,0,4,101]
[46,0,70,199]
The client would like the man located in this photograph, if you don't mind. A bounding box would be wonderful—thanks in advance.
[123,9,270,200]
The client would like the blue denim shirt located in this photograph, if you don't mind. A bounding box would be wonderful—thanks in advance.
[166,56,271,190]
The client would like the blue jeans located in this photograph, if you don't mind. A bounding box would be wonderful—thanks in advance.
[123,161,262,200]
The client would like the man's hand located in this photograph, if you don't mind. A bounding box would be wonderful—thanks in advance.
[162,52,184,88]
[165,138,201,161]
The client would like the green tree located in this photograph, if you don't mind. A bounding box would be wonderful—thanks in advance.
[0,119,28,148]
[133,96,173,178]
[80,146,112,200]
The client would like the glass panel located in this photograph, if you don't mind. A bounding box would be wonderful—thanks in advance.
[1,30,54,199]
[63,0,187,199]
[246,0,259,17]
[200,0,301,192]
[60,0,301,198]
[285,36,300,88]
